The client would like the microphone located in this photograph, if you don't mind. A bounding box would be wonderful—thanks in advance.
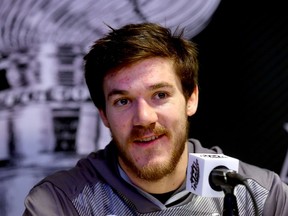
[186,153,239,197]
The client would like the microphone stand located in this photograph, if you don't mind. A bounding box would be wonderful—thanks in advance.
[210,168,241,216]
[221,185,239,216]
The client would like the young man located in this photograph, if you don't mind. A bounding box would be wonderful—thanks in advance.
[23,22,288,215]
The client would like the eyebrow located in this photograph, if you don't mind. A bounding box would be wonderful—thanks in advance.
[107,82,174,99]
[149,82,173,91]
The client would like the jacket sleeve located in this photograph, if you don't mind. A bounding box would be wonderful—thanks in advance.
[238,161,288,215]
[262,173,288,216]
[23,182,79,216]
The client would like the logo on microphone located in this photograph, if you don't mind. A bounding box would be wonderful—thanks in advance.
[190,159,200,190]
[200,154,227,158]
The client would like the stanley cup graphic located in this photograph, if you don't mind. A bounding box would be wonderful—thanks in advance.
[0,42,105,163]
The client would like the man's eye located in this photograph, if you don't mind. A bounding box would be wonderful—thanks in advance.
[155,92,168,99]
[114,98,129,106]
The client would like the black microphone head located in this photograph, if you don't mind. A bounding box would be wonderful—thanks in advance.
[209,166,229,191]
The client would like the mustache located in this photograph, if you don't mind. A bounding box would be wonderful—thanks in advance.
[129,125,168,141]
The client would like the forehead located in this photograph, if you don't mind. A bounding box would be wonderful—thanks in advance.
[103,57,179,89]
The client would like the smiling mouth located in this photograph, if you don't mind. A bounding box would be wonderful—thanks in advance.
[131,126,167,144]
[134,135,161,143]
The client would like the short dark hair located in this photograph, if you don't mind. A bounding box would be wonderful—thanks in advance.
[84,22,199,110]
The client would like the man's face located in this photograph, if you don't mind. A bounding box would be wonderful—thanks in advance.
[99,57,198,181]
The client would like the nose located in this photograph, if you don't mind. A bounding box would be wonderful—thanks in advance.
[133,99,158,127]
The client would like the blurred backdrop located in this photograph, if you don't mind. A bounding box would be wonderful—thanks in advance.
[0,0,221,215]
[1,0,288,215]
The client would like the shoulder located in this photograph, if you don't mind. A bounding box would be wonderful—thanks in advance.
[238,160,283,190]
[30,152,105,200]
[24,181,79,215]
[188,138,224,154]
[237,161,288,215]
[24,154,103,215]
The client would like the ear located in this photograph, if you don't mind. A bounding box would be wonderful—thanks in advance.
[186,85,199,116]
[98,109,110,128]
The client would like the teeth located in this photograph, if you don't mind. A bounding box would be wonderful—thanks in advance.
[138,136,158,142]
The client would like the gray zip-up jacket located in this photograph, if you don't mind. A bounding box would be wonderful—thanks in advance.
[23,139,288,216]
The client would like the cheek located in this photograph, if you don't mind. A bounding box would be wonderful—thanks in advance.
[158,109,181,127]
[106,112,130,133]
[172,104,189,125]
